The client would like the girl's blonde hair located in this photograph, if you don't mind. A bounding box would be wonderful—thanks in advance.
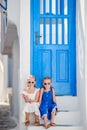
[26,75,36,82]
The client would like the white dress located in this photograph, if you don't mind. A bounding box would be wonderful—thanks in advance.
[22,88,40,117]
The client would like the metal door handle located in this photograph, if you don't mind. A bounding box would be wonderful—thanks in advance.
[35,32,42,45]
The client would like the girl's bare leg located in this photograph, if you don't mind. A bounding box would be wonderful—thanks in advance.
[34,113,40,126]
[43,116,50,129]
[50,109,56,126]
[25,112,30,126]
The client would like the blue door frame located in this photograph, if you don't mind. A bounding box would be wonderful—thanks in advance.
[0,0,7,10]
[30,0,76,96]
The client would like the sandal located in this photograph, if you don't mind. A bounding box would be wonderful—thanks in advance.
[44,123,51,129]
[50,122,56,126]
[24,120,30,126]
[34,120,40,126]
[34,114,40,126]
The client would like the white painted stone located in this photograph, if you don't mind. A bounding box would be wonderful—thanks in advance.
[56,96,79,111]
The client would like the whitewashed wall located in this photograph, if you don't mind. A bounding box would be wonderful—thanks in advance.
[19,0,30,129]
[11,39,20,120]
[7,0,30,129]
[76,0,87,129]
[84,0,87,129]
[8,0,20,37]
[0,54,8,102]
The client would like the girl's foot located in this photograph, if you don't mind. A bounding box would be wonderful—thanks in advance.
[34,114,40,126]
[24,120,30,126]
[44,123,51,129]
[34,121,40,126]
[50,122,56,126]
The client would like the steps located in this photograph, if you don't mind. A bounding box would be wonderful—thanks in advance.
[0,104,17,130]
[26,126,83,130]
[55,111,80,125]
[39,96,81,126]
[24,96,81,126]
[26,96,83,130]
[55,96,81,125]
[57,96,79,111]
[11,96,83,130]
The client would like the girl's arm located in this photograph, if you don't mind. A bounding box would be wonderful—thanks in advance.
[35,89,40,102]
[52,88,56,103]
[22,94,29,102]
[21,88,29,102]
[39,88,44,104]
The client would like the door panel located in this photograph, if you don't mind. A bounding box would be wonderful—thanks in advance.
[31,0,76,95]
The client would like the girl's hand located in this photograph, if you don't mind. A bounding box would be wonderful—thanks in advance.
[22,94,29,102]
[28,99,34,103]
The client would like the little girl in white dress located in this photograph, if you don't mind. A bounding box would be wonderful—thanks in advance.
[22,75,40,126]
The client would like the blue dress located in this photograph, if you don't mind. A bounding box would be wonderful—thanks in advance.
[39,88,57,120]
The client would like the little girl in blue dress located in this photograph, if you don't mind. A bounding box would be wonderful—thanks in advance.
[39,77,57,129]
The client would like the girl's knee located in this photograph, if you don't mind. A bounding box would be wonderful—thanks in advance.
[52,109,56,114]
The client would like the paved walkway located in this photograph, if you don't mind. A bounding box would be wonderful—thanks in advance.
[0,103,17,130]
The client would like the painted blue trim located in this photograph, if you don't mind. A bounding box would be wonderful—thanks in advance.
[38,1,40,45]
[56,18,58,44]
[60,0,64,15]
[68,0,76,95]
[40,15,70,18]
[62,18,64,45]
[44,18,46,44]
[50,18,52,44]
[30,0,34,74]
[50,0,52,14]
[0,0,7,10]
[44,0,46,14]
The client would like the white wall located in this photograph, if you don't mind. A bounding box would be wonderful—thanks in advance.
[11,39,20,120]
[7,0,20,37]
[7,0,31,128]
[7,0,20,123]
[77,0,87,129]
[0,56,4,101]
[0,54,8,102]
[19,0,30,129]
[84,0,87,129]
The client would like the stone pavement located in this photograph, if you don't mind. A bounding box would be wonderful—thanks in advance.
[0,103,17,130]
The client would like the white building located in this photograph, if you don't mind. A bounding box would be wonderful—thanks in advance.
[0,0,87,130]
[0,4,8,102]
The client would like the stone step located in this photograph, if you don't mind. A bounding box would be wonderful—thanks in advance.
[55,111,81,125]
[0,105,11,117]
[23,110,81,126]
[10,124,84,130]
[39,111,81,126]
[26,126,83,130]
[0,105,17,130]
[0,117,17,130]
[11,125,83,130]
[56,96,79,111]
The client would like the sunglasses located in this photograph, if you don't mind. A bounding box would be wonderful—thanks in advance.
[43,83,51,86]
[28,81,35,84]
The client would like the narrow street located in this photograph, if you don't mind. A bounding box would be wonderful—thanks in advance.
[0,103,17,130]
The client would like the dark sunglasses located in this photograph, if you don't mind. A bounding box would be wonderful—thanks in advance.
[28,81,34,84]
[43,83,51,86]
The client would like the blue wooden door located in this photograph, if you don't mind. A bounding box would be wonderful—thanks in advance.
[31,0,76,95]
